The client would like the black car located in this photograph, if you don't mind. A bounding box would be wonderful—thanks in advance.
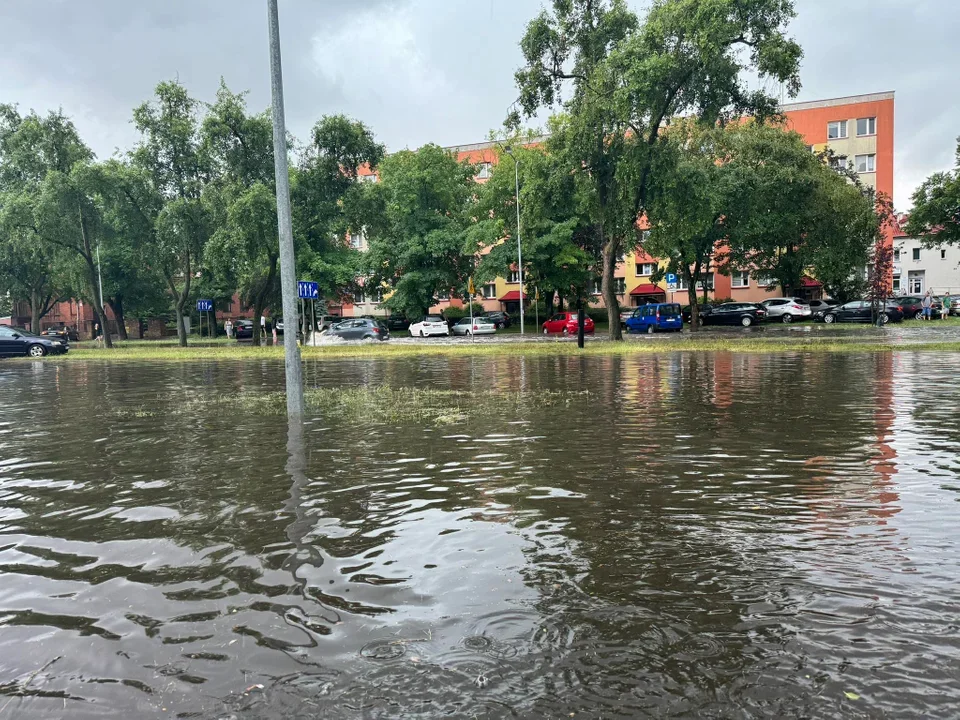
[818,300,904,324]
[385,316,409,332]
[482,311,511,329]
[325,318,389,341]
[700,303,767,327]
[894,296,943,320]
[41,326,79,342]
[234,320,254,339]
[682,304,714,323]
[0,326,69,357]
[805,299,837,314]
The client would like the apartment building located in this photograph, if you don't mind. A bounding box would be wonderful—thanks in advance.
[892,223,960,296]
[348,91,895,317]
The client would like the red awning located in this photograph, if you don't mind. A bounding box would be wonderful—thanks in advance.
[800,277,823,288]
[629,283,666,297]
[498,290,526,301]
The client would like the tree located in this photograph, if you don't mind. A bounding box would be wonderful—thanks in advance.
[293,114,384,306]
[512,0,803,340]
[472,132,597,318]
[364,144,477,319]
[722,123,878,299]
[131,80,212,346]
[0,224,68,332]
[906,137,960,246]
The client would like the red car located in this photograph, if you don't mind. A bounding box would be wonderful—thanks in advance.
[542,311,595,335]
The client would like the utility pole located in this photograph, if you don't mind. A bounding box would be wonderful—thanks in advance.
[503,147,524,336]
[267,0,304,416]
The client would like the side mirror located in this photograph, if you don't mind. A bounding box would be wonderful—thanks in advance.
[11,333,20,339]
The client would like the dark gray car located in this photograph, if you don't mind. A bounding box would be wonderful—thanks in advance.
[325,318,389,341]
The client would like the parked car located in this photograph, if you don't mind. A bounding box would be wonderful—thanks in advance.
[894,296,943,320]
[945,295,960,317]
[41,326,76,342]
[805,299,837,314]
[273,318,284,335]
[700,303,767,327]
[0,326,69,357]
[818,300,904,324]
[234,319,254,339]
[317,315,344,331]
[451,316,497,336]
[409,315,450,337]
[482,311,511,329]
[624,303,683,334]
[385,316,410,332]
[619,307,637,328]
[682,304,714,323]
[325,318,389,341]
[542,311,595,335]
[760,297,813,323]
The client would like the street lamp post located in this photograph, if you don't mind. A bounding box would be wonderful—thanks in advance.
[503,148,524,336]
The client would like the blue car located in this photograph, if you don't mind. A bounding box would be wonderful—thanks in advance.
[624,303,684,334]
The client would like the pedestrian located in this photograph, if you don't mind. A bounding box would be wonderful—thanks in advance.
[224,317,233,339]
[94,322,103,346]
[260,313,267,339]
[942,295,952,320]
[922,291,933,321]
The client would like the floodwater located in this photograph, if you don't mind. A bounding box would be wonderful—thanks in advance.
[1,353,959,718]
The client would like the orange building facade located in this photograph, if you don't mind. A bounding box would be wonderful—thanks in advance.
[350,91,895,316]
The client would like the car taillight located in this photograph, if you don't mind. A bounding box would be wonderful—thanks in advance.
[473,325,478,330]
[373,328,380,333]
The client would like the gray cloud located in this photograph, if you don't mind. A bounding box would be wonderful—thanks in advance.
[0,0,956,208]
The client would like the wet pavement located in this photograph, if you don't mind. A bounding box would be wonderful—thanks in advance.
[1,352,959,718]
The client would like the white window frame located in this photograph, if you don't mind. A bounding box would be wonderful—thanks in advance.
[507,270,520,284]
[855,154,876,173]
[482,283,497,299]
[731,271,750,288]
[892,276,901,293]
[349,233,364,250]
[696,273,715,291]
[591,277,602,295]
[476,162,493,180]
[827,120,848,140]
[830,155,848,170]
[614,277,625,295]
[635,262,655,277]
[893,248,901,261]
[908,272,924,294]
[756,276,777,288]
[856,117,876,137]
[912,248,921,261]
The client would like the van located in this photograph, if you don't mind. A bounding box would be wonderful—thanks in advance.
[624,303,683,334]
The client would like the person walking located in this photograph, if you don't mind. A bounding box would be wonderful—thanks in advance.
[943,295,952,320]
[224,317,233,339]
[260,313,267,343]
[93,322,103,346]
[922,291,933,321]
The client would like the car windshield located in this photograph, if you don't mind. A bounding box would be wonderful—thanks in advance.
[14,328,39,337]
[424,316,444,323]
[662,304,681,316]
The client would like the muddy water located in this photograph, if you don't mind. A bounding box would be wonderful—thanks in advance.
[1,353,959,718]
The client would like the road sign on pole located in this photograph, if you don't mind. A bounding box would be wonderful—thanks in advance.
[197,299,213,312]
[665,273,678,292]
[297,281,319,299]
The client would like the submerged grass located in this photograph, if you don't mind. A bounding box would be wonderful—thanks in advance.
[38,334,960,364]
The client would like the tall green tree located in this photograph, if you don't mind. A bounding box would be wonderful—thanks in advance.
[512,0,803,339]
[363,144,476,319]
[131,80,212,346]
[906,137,960,245]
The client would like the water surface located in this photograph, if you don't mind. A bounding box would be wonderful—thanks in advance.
[1,353,959,718]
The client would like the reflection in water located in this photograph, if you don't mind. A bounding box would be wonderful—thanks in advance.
[0,353,959,718]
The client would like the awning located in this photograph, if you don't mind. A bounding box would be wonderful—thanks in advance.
[498,290,526,301]
[800,277,823,288]
[629,283,666,297]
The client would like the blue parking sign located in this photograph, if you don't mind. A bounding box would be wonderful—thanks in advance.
[196,299,213,312]
[665,273,677,284]
[298,281,319,299]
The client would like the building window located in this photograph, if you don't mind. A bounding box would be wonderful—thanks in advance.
[830,155,848,170]
[508,270,520,284]
[893,248,901,261]
[591,277,602,295]
[942,249,947,259]
[908,271,924,294]
[855,154,876,173]
[482,283,496,299]
[476,162,493,180]
[349,233,363,249]
[358,173,377,183]
[756,276,777,288]
[696,273,715,291]
[912,248,921,261]
[635,262,655,277]
[615,277,625,295]
[827,120,848,140]
[731,271,750,288]
[892,277,900,293]
[856,117,877,136]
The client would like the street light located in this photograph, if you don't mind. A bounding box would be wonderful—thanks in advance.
[502,146,524,336]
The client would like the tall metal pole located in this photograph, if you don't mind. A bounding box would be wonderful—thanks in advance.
[96,243,105,315]
[514,158,524,336]
[267,0,304,416]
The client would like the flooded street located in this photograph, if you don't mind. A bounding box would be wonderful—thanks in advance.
[2,352,959,718]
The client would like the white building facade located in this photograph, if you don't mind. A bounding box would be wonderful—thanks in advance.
[893,230,960,296]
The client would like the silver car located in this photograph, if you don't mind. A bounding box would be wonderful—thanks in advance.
[451,316,496,336]
[760,297,812,323]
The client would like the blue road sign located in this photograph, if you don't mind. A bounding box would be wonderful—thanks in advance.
[665,273,678,284]
[197,299,213,312]
[298,281,319,299]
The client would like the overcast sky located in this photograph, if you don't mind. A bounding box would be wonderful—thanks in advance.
[1,0,956,208]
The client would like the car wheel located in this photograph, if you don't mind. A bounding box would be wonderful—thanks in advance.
[881,313,890,325]
[782,314,793,324]
[741,316,753,327]
[824,314,836,324]
[915,311,924,320]
[647,324,655,335]
[28,344,47,358]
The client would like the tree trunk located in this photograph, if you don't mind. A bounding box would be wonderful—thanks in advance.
[686,262,701,331]
[576,295,585,349]
[29,288,41,334]
[600,226,622,341]
[78,239,113,348]
[209,311,218,338]
[109,297,129,340]
[251,254,278,347]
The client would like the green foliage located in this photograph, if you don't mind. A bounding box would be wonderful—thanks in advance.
[364,144,477,318]
[907,138,960,246]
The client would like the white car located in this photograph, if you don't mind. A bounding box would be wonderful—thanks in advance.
[451,316,496,336]
[409,315,450,337]
[760,297,812,323]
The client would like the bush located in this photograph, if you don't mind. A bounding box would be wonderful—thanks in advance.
[441,306,467,322]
